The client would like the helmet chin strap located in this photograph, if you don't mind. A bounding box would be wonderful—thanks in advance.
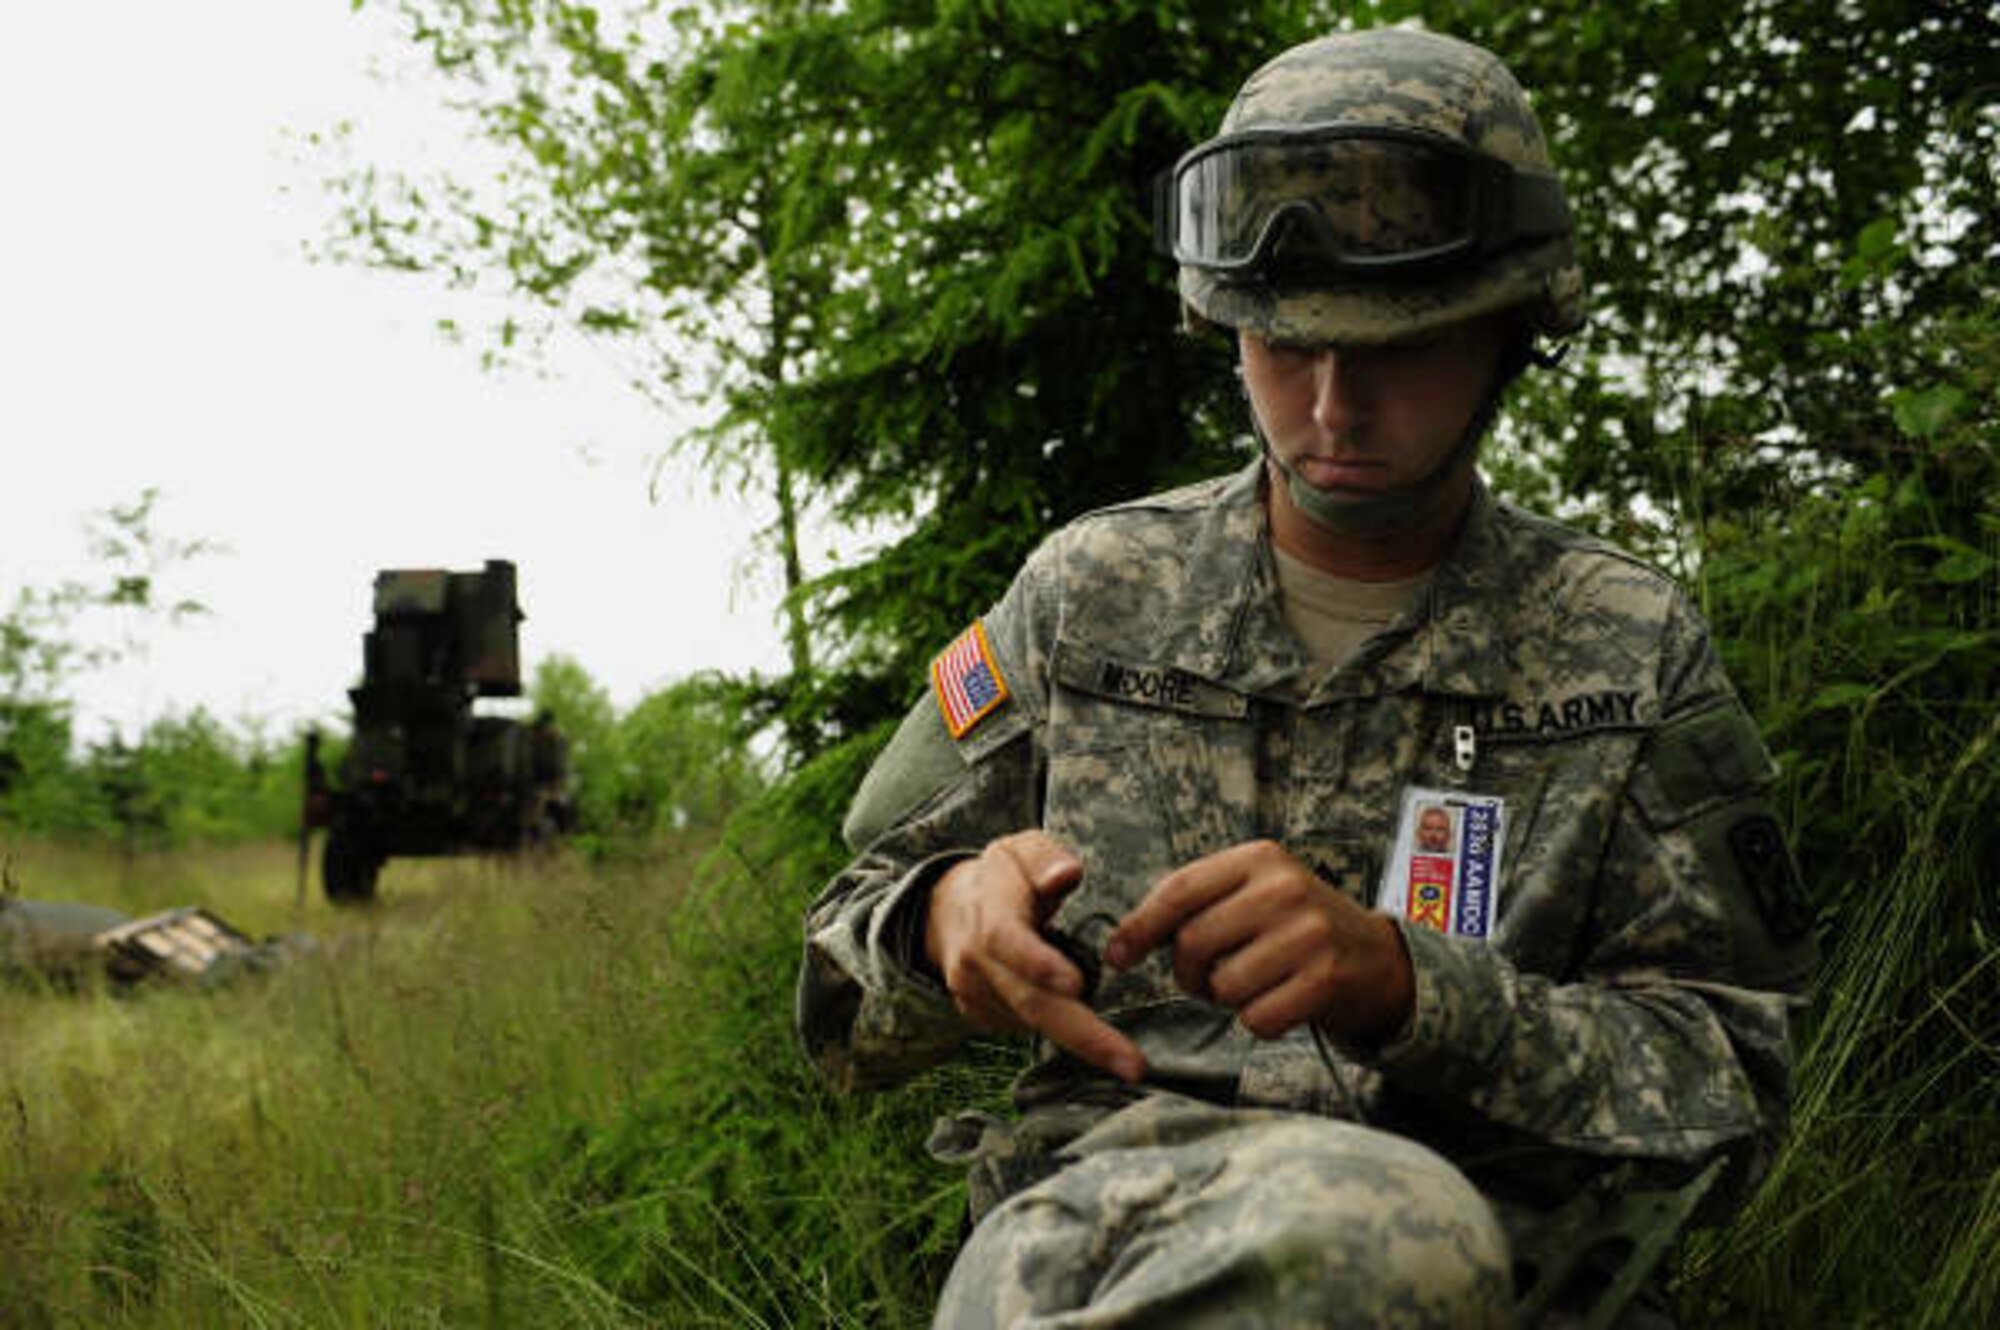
[1249,346,1519,538]
[1260,424,1477,536]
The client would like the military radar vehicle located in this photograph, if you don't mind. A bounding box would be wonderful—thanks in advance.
[305,560,575,902]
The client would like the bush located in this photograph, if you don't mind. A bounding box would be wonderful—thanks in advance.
[519,728,1013,1327]
[1678,316,2000,1327]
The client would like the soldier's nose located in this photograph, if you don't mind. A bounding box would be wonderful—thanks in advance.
[1310,349,1366,436]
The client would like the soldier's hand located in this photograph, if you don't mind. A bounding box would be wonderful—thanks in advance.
[925,831,1146,1083]
[1107,839,1414,1045]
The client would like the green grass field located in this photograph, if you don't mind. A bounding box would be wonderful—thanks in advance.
[4,824,1993,1328]
[0,837,719,1327]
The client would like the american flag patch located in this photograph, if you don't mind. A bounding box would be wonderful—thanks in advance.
[931,620,1010,740]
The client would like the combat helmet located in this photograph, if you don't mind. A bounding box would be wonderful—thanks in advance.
[1158,28,1583,346]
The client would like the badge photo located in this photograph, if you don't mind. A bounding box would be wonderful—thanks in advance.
[1376,787,1508,942]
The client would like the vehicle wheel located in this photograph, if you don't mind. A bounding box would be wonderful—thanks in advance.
[323,832,382,904]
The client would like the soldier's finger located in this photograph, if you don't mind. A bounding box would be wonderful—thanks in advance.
[1233,971,1324,1042]
[1170,896,1277,998]
[982,956,1146,1083]
[1106,846,1255,968]
[987,916,1088,998]
[992,830,1084,900]
[1204,918,1316,1011]
[953,982,1020,1033]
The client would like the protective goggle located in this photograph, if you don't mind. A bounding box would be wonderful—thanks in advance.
[1153,124,1572,279]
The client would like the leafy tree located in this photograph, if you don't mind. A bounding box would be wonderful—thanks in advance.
[750,0,1323,738]
[0,703,85,834]
[533,654,766,847]
[1,490,216,833]
[334,0,858,752]
[336,0,1996,722]
[336,0,1343,753]
[610,674,767,834]
[529,650,620,829]
[1423,0,2000,541]
[335,3,1999,1324]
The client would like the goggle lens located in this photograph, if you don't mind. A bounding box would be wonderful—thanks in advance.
[1179,136,1473,266]
[1160,127,1566,277]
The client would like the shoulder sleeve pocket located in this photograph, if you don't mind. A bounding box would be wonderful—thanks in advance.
[842,693,1031,852]
[1627,699,1777,831]
[1629,699,1815,983]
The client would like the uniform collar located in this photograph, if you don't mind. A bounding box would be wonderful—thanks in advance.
[1171,461,1517,701]
[1398,478,1516,699]
[1172,461,1311,693]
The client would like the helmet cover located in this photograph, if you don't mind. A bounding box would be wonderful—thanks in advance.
[1177,28,1584,345]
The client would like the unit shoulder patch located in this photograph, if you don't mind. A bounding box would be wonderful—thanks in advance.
[931,620,1011,740]
[1727,813,1814,942]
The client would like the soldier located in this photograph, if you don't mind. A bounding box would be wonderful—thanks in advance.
[799,27,1815,1328]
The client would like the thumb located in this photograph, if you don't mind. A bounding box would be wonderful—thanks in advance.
[995,831,1083,902]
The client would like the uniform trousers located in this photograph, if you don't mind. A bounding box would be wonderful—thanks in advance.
[933,1098,1511,1330]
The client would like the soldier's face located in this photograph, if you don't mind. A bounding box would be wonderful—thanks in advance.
[1240,315,1506,514]
[1417,809,1452,852]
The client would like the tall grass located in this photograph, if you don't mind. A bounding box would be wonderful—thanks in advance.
[1672,458,2000,1325]
[0,838,702,1327]
[0,749,1001,1329]
[7,458,1994,1328]
[510,735,1008,1329]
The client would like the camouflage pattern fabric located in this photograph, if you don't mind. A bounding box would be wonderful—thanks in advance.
[799,460,1814,1322]
[935,1095,1509,1329]
[1178,28,1585,345]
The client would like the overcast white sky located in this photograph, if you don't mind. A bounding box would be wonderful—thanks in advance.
[1,3,794,743]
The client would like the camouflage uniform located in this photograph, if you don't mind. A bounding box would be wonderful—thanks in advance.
[799,461,1814,1326]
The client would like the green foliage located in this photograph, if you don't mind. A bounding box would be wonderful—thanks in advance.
[1,645,762,860]
[0,701,80,831]
[716,0,1322,733]
[612,676,768,832]
[2,710,321,848]
[1436,0,2000,549]
[520,726,1018,1326]
[530,650,622,830]
[319,2,2000,1326]
[337,0,1338,750]
[1674,305,1999,1329]
[533,654,769,852]
[1,490,224,840]
[1,489,212,709]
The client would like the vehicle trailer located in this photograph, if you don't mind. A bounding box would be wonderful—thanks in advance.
[305,560,574,903]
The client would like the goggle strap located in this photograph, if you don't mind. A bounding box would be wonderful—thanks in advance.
[1150,166,1177,257]
[1496,173,1573,250]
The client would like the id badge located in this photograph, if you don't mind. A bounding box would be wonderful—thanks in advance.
[1376,787,1508,941]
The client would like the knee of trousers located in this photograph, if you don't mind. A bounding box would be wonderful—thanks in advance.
[1220,1118,1513,1327]
[941,1114,1513,1329]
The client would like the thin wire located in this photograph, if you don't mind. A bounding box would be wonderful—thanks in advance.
[1310,1018,1371,1126]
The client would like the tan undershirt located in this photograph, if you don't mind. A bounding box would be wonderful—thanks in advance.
[1271,543,1432,672]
